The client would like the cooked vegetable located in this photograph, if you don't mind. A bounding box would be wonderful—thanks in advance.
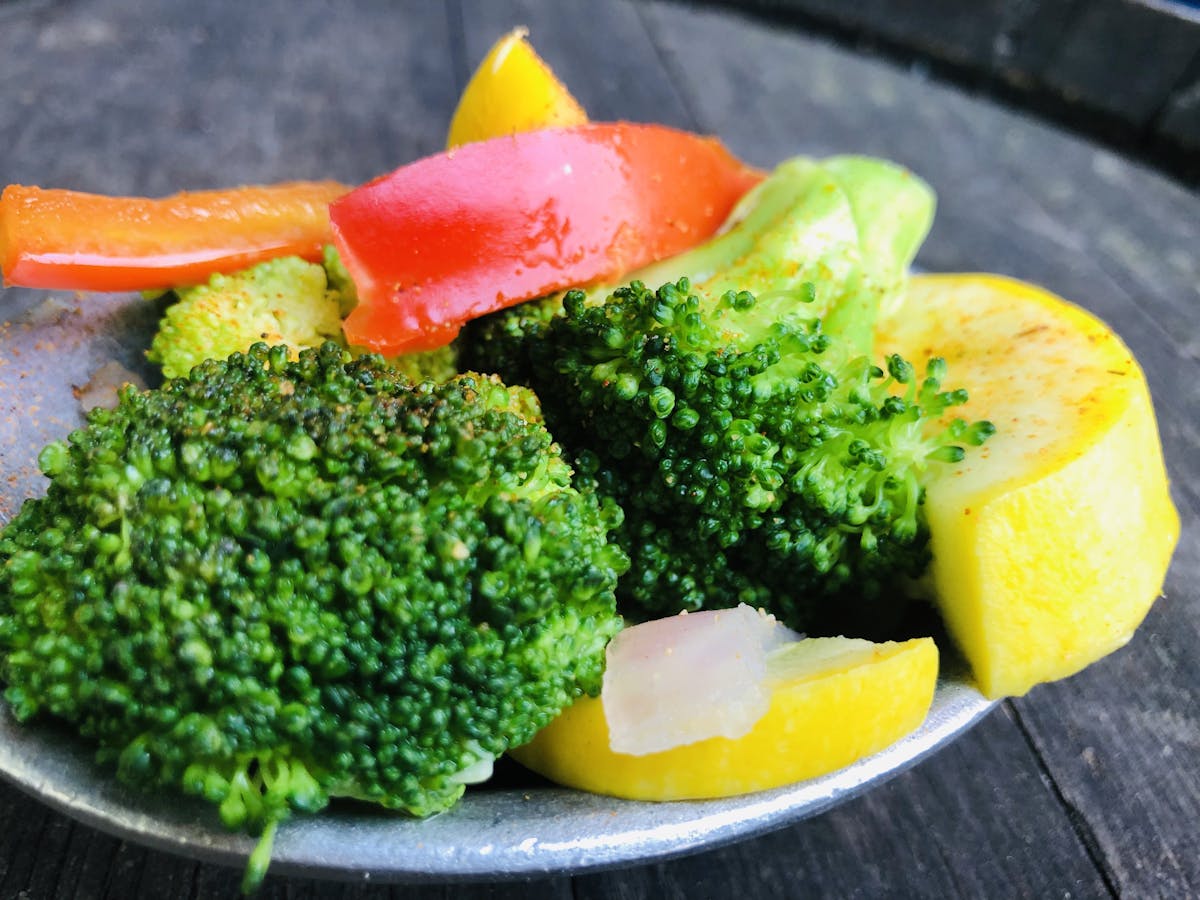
[0,344,627,890]
[0,181,348,292]
[599,604,800,755]
[331,122,763,356]
[147,256,344,379]
[529,278,990,629]
[878,274,1180,697]
[147,248,459,383]
[460,155,933,374]
[463,156,984,630]
[602,155,938,354]
[446,27,588,149]
[511,611,938,800]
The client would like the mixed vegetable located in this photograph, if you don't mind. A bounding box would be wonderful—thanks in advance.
[333,122,763,354]
[0,181,347,292]
[0,27,1179,894]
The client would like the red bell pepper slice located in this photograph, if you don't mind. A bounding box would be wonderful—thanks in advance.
[332,123,763,355]
[0,181,349,293]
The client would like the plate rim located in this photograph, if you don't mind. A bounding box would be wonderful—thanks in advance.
[0,281,999,884]
[0,674,995,883]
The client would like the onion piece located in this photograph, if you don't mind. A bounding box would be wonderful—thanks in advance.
[602,604,800,756]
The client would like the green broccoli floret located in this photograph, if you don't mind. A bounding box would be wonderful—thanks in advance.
[321,243,359,318]
[0,343,627,891]
[458,291,561,387]
[459,154,935,377]
[147,256,344,379]
[530,279,992,630]
[149,249,460,384]
[470,156,991,631]
[384,341,460,384]
[602,155,936,355]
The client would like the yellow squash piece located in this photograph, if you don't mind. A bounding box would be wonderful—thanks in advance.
[510,636,937,801]
[446,27,588,149]
[878,274,1179,698]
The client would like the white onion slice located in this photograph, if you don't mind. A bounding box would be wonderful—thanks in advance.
[602,604,800,756]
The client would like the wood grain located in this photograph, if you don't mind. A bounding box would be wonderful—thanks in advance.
[687,0,1200,181]
[0,1,1196,898]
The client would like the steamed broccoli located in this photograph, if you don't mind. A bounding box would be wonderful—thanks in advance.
[538,280,992,628]
[0,343,627,890]
[147,256,344,379]
[148,249,459,383]
[459,155,933,378]
[458,287,562,387]
[462,157,992,631]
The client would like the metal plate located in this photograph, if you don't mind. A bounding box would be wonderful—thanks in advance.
[0,285,997,883]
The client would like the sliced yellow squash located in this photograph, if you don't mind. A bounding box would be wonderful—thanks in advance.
[510,635,937,801]
[878,273,1179,698]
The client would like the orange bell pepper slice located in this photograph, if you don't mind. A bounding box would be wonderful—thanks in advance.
[0,181,349,293]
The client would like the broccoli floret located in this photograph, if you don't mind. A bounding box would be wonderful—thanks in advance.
[149,249,460,385]
[530,280,992,630]
[458,292,560,386]
[476,157,991,631]
[147,256,344,379]
[0,343,627,891]
[321,243,358,317]
[601,155,935,355]
[460,155,935,379]
[385,341,461,384]
[589,456,778,612]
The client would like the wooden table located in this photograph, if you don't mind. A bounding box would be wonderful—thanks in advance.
[1,1,1197,896]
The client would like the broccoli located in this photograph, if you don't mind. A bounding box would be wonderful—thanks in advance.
[0,343,627,891]
[463,157,993,631]
[458,287,561,387]
[459,155,934,377]
[382,340,460,384]
[530,280,992,629]
[320,243,359,318]
[147,256,344,379]
[148,249,459,383]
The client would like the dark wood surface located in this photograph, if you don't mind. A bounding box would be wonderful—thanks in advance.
[0,0,1197,897]
[696,0,1200,183]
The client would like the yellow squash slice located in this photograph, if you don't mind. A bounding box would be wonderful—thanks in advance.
[511,635,937,801]
[880,273,1179,698]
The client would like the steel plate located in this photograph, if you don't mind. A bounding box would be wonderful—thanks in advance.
[0,284,997,883]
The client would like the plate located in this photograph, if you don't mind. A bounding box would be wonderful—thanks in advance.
[0,285,997,883]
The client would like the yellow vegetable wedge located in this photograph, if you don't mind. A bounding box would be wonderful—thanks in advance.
[446,27,588,149]
[510,636,937,801]
[878,273,1179,698]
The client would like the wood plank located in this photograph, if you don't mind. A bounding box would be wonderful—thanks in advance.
[682,0,1200,181]
[574,707,1111,899]
[730,0,1030,71]
[1155,57,1200,155]
[0,784,52,895]
[0,0,457,192]
[990,0,1087,87]
[1039,0,1200,129]
[48,825,128,899]
[1008,501,1200,896]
